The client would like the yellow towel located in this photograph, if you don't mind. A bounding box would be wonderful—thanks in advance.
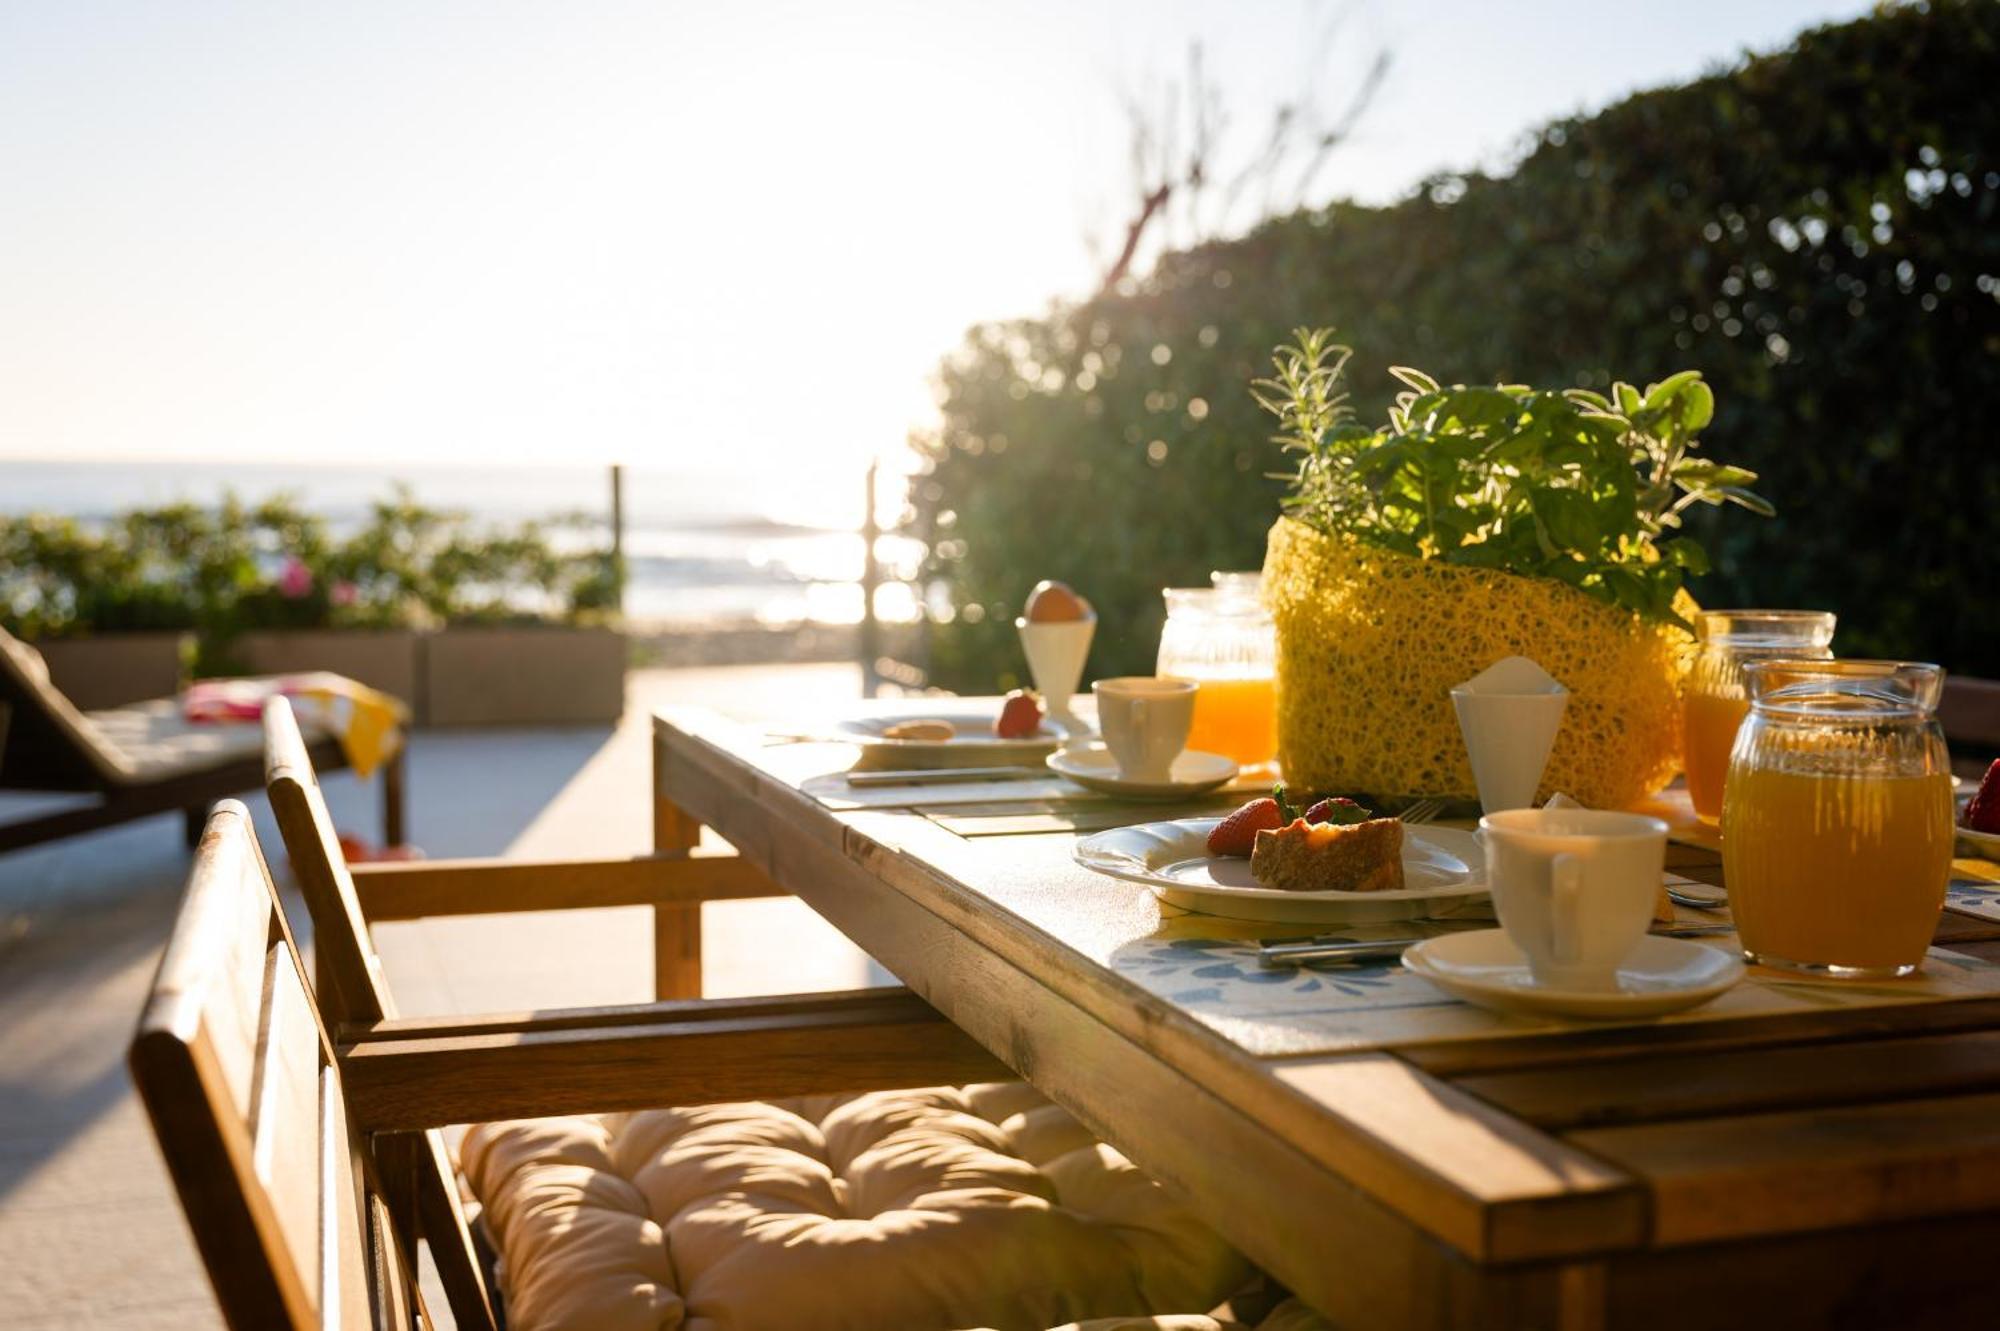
[183,671,408,777]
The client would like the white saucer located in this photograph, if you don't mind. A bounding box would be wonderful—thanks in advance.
[1046,745,1240,800]
[1403,929,1745,1020]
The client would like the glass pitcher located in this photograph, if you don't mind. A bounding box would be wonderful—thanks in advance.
[1156,579,1276,768]
[1684,610,1836,821]
[1721,660,1955,978]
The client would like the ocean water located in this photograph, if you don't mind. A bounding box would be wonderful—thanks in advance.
[0,459,919,627]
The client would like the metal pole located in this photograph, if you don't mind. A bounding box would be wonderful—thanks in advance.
[609,463,626,615]
[861,461,881,697]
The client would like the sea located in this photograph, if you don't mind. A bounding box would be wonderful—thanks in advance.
[0,459,918,628]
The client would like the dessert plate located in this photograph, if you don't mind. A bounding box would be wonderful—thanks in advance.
[829,700,1077,771]
[1958,824,2000,858]
[1046,744,1239,800]
[1403,929,1745,1020]
[1075,817,1485,923]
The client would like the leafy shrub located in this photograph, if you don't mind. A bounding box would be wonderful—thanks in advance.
[0,488,622,655]
[911,0,2000,688]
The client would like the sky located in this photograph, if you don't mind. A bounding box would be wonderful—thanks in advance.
[0,0,1872,526]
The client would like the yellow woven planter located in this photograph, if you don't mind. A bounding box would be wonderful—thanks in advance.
[1262,517,1695,809]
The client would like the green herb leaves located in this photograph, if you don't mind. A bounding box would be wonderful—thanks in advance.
[1261,328,1773,628]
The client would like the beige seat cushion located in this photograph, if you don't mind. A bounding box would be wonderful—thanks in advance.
[461,1083,1254,1331]
[84,696,332,782]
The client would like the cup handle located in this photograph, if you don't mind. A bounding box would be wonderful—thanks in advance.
[1549,853,1583,964]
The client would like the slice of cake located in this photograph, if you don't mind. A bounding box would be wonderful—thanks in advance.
[1250,817,1405,893]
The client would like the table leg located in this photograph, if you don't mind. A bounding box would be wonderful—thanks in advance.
[652,737,704,1000]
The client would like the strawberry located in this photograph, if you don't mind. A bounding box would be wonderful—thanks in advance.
[1966,759,2000,834]
[1207,796,1286,857]
[1304,796,1370,826]
[995,689,1044,739]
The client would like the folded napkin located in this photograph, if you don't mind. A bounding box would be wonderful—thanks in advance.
[181,672,408,778]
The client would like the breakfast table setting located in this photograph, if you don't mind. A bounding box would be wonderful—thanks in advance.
[649,344,2000,1329]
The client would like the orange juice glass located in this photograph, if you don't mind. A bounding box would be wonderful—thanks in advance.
[1157,583,1277,768]
[1722,660,1954,978]
[1685,610,1835,820]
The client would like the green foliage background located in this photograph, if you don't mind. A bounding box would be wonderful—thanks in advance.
[910,1,2000,690]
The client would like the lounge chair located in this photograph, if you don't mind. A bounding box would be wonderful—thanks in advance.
[257,701,1266,1328]
[0,626,403,854]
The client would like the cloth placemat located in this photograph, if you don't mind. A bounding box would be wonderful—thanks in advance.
[1108,906,2000,1053]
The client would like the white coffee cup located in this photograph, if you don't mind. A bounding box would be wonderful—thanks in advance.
[1092,676,1197,782]
[1479,808,1668,992]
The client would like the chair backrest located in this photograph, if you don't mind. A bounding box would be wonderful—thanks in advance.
[263,697,498,1330]
[0,625,128,787]
[129,800,428,1329]
[264,695,395,1026]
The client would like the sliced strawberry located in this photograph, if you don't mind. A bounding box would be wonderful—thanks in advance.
[1304,796,1370,826]
[1207,797,1286,857]
[1966,759,2000,834]
[995,688,1043,739]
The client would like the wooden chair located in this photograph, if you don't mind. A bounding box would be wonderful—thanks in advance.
[140,802,1274,1331]
[129,801,432,1328]
[260,697,1009,1326]
[0,626,404,854]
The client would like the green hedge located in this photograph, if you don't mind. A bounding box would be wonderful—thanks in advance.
[912,0,2000,690]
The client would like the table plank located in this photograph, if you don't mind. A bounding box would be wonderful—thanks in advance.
[1453,1028,2000,1130]
[1570,1090,2000,1246]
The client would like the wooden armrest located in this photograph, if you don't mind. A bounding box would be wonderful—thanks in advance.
[337,988,1011,1130]
[348,853,789,920]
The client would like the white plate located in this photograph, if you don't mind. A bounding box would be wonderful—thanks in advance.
[1959,824,2000,858]
[1046,745,1239,800]
[1404,929,1744,1020]
[832,700,1074,770]
[1074,817,1486,923]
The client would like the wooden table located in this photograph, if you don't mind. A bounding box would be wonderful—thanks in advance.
[653,704,2000,1330]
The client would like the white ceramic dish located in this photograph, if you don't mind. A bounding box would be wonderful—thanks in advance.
[1958,824,2000,858]
[1074,817,1486,923]
[832,700,1075,770]
[1046,744,1239,800]
[1403,929,1744,1020]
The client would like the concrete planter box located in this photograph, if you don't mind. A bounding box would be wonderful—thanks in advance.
[30,633,187,709]
[232,630,421,714]
[422,627,626,726]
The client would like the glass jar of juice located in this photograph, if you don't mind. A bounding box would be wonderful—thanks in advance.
[1684,610,1836,820]
[1722,660,1955,978]
[1157,582,1277,768]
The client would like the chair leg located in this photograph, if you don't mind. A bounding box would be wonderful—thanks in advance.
[382,748,407,848]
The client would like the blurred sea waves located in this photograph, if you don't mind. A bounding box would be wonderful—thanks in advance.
[0,460,923,629]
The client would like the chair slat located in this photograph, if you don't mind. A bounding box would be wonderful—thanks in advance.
[252,940,326,1310]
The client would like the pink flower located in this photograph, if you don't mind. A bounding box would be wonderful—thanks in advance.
[277,556,314,599]
[331,579,358,607]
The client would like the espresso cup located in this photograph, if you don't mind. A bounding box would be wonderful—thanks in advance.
[1479,808,1668,992]
[1093,676,1197,782]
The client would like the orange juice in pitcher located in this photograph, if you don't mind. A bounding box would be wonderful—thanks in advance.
[1722,661,1954,978]
[1157,578,1277,769]
[1684,611,1835,820]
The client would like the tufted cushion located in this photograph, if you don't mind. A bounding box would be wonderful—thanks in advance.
[461,1083,1254,1331]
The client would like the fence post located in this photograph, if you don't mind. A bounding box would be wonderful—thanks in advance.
[861,461,881,697]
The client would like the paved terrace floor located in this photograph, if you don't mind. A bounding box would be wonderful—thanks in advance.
[0,664,882,1329]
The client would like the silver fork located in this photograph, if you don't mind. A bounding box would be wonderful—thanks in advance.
[1398,797,1447,826]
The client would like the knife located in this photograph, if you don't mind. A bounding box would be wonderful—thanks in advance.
[1256,922,1737,969]
[845,766,1051,788]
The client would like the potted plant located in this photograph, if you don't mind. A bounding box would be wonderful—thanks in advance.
[1255,328,1772,808]
[1,512,192,708]
[416,517,627,727]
